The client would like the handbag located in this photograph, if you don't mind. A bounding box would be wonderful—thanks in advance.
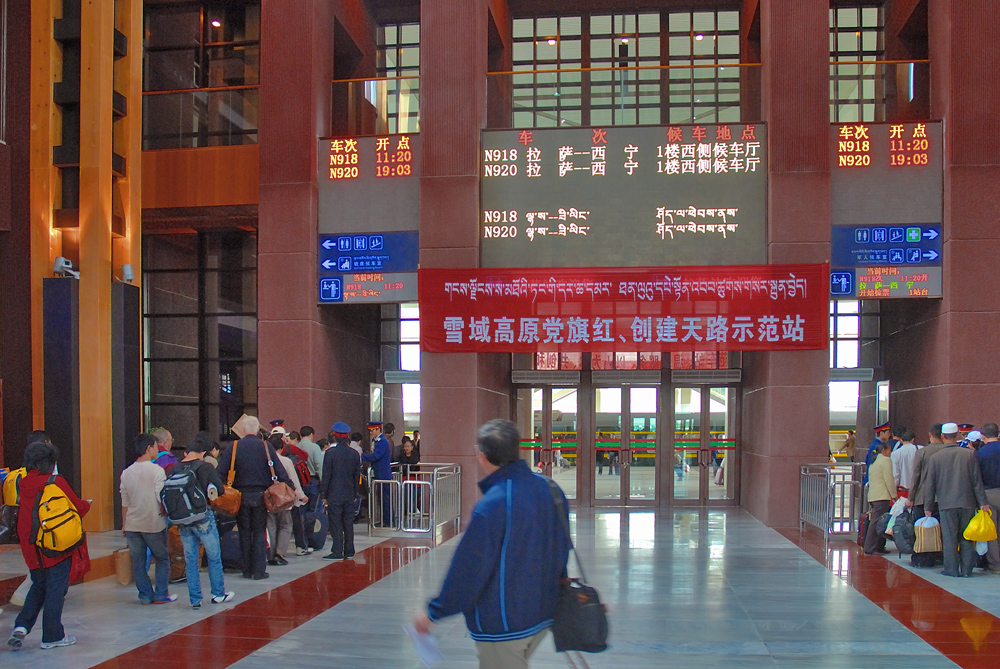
[547,479,609,654]
[211,440,242,517]
[114,546,134,585]
[68,534,91,583]
[914,516,944,553]
[964,508,998,542]
[263,443,296,512]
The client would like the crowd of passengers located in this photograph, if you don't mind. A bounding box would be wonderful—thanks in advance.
[852,420,1000,578]
[0,416,421,652]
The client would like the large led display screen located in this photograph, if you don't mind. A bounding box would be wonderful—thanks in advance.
[480,124,767,269]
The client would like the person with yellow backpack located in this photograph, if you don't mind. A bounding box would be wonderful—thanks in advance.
[7,440,90,651]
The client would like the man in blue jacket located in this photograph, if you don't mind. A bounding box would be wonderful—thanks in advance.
[413,419,572,667]
[362,421,393,526]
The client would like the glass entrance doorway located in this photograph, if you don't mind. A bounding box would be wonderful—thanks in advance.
[594,386,659,505]
[672,386,738,505]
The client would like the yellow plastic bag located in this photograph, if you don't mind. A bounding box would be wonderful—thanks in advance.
[964,508,998,543]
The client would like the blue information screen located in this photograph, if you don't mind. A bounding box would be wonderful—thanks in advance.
[830,224,942,298]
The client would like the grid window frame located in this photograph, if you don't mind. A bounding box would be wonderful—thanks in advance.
[377,22,420,134]
[829,4,885,122]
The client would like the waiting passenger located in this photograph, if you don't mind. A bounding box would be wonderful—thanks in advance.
[864,441,896,555]
[121,434,174,604]
[975,423,1000,573]
[891,430,921,498]
[7,441,90,651]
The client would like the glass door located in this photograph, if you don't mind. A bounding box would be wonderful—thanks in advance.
[672,386,738,505]
[593,386,659,505]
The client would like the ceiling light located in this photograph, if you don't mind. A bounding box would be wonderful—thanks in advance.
[548,38,556,45]
[621,37,629,44]
[695,34,704,41]
[211,19,222,27]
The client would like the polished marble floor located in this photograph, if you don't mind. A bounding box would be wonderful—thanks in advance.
[2,509,998,668]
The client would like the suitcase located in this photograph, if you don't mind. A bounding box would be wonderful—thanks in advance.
[306,500,328,552]
[857,511,870,548]
[220,528,244,571]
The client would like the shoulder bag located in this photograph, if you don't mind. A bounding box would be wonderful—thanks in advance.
[546,479,609,655]
[210,440,242,517]
[263,444,296,512]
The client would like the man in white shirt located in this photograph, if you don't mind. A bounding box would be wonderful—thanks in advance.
[891,429,922,498]
[120,433,175,605]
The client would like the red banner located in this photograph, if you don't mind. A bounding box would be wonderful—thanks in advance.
[419,264,829,353]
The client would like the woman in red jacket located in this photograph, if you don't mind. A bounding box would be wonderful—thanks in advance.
[7,441,90,651]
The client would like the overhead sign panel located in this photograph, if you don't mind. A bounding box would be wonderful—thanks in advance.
[480,124,767,268]
[316,135,420,304]
[829,122,943,299]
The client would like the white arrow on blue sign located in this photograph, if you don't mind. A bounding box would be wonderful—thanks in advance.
[922,249,939,261]
[322,239,336,249]
[322,259,336,269]
[922,229,939,240]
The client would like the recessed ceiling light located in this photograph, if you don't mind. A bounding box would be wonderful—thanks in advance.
[211,19,221,27]
[695,34,704,41]
[548,38,556,45]
[621,37,629,44]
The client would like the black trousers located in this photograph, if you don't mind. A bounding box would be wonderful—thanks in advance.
[290,506,307,549]
[237,498,268,577]
[327,499,356,558]
[864,499,891,554]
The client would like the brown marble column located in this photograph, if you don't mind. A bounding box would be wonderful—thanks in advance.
[879,2,1000,433]
[740,0,831,527]
[419,0,512,522]
[257,1,381,432]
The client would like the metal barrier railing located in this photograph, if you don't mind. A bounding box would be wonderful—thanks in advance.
[368,462,461,535]
[799,462,866,541]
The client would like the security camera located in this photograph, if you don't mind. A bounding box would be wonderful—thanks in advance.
[53,256,80,279]
[122,264,134,283]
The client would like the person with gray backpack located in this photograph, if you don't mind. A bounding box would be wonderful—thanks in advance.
[167,439,235,609]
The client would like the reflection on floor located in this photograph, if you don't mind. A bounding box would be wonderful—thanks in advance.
[2,509,997,668]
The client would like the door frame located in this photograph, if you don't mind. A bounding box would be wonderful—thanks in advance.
[668,383,741,508]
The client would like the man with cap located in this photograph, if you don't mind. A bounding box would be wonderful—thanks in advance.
[362,421,394,526]
[923,422,990,577]
[863,422,892,485]
[975,423,1000,573]
[906,424,945,566]
[958,423,974,443]
[321,423,361,560]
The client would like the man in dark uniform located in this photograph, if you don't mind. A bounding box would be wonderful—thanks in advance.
[362,421,393,527]
[958,423,975,448]
[863,422,892,484]
[320,422,361,560]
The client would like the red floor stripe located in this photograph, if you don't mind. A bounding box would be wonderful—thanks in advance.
[92,536,435,668]
[779,528,1000,669]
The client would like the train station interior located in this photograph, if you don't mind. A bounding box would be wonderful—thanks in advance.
[2,0,1000,667]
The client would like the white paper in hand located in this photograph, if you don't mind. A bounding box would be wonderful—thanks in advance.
[404,623,445,666]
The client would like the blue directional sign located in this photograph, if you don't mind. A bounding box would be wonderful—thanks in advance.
[832,225,941,269]
[830,272,853,296]
[319,277,343,303]
[318,231,419,276]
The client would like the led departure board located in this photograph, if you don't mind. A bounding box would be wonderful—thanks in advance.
[830,121,941,226]
[316,134,420,304]
[480,124,767,269]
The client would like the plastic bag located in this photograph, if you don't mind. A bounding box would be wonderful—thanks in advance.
[889,498,907,517]
[915,516,940,528]
[964,508,998,542]
[976,541,989,556]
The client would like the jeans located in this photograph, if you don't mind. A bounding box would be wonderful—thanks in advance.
[14,557,72,643]
[237,495,268,578]
[327,499,356,558]
[178,510,226,605]
[126,529,169,603]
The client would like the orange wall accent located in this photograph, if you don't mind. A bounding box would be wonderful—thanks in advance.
[142,145,260,210]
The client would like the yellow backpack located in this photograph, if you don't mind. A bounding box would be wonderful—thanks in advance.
[32,475,84,556]
[2,467,27,507]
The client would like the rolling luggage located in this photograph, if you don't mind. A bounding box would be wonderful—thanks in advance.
[220,528,244,571]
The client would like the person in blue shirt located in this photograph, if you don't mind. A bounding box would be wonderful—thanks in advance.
[975,422,1000,573]
[863,422,893,484]
[362,421,393,526]
[413,419,571,667]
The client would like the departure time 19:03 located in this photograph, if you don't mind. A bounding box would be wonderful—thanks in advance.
[376,164,413,177]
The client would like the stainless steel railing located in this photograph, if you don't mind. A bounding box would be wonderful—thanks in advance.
[799,462,866,541]
[368,462,461,535]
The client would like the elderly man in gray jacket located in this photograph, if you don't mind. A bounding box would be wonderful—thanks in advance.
[924,422,990,577]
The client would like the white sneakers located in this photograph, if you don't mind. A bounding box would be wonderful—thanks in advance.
[211,591,235,604]
[40,635,77,650]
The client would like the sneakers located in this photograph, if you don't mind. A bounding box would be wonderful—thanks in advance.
[40,635,76,650]
[8,627,27,651]
[296,547,309,556]
[152,594,178,604]
[323,553,343,560]
[211,591,235,604]
[306,547,314,553]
